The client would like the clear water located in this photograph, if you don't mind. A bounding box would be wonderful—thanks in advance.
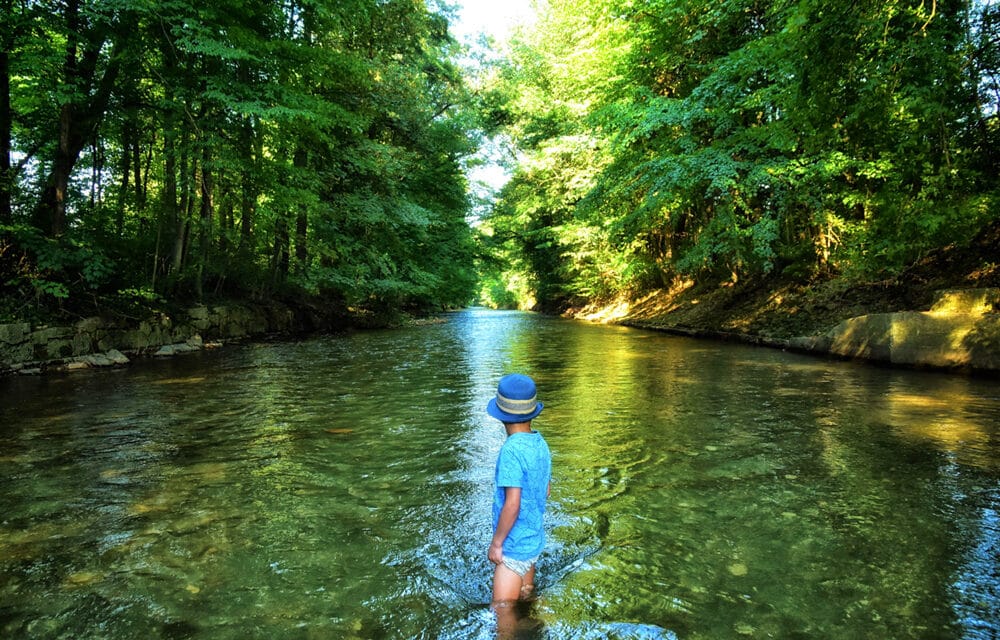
[1,309,998,639]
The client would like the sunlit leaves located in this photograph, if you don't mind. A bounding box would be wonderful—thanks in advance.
[483,0,1000,308]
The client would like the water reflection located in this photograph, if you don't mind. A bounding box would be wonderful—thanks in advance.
[0,310,998,639]
[952,498,1000,639]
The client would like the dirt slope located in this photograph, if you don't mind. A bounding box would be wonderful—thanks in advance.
[595,222,1000,340]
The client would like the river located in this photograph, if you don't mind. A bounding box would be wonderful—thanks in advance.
[1,308,998,639]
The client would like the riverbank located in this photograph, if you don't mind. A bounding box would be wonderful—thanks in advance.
[5,222,998,376]
[574,223,1000,374]
[587,285,1000,374]
[0,300,357,376]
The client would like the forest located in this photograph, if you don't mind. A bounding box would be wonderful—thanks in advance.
[2,0,999,324]
[478,0,1000,311]
[1,0,479,323]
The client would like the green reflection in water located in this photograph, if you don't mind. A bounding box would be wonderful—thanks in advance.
[0,309,998,639]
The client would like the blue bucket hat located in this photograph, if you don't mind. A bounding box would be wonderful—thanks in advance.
[486,373,544,423]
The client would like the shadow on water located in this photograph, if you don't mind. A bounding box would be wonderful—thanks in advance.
[1,309,998,638]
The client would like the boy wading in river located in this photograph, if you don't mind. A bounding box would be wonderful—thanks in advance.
[486,373,552,628]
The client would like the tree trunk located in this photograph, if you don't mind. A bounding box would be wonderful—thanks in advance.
[132,129,142,212]
[32,0,130,236]
[0,3,11,225]
[272,216,290,286]
[157,121,177,286]
[295,209,308,268]
[239,114,258,248]
[217,170,230,255]
[170,143,190,274]
[116,121,132,236]
[195,144,214,300]
[236,58,257,249]
[294,147,308,269]
[89,138,106,208]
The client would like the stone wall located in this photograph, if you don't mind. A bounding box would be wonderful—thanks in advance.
[788,289,1000,373]
[0,303,301,375]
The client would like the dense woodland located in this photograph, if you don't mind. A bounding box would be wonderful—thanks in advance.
[1,0,999,323]
[1,0,479,322]
[479,0,1000,311]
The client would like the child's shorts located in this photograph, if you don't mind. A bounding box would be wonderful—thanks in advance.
[502,555,538,577]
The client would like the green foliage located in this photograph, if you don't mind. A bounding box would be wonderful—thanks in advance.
[1,223,115,299]
[479,0,1000,309]
[5,0,999,322]
[2,0,479,321]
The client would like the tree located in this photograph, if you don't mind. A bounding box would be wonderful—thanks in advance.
[482,0,1000,310]
[2,0,479,321]
[32,0,136,237]
[0,0,13,225]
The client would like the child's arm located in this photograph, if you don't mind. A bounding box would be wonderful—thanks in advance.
[488,486,522,564]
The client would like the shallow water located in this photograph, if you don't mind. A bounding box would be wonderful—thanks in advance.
[1,309,998,639]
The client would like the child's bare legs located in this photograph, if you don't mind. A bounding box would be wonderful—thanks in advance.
[492,560,538,602]
[492,563,520,638]
[491,561,538,637]
[492,562,523,602]
[520,563,536,600]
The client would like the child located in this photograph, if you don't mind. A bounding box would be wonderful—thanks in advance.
[486,373,552,611]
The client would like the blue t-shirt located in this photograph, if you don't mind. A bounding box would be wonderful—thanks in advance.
[493,430,552,560]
